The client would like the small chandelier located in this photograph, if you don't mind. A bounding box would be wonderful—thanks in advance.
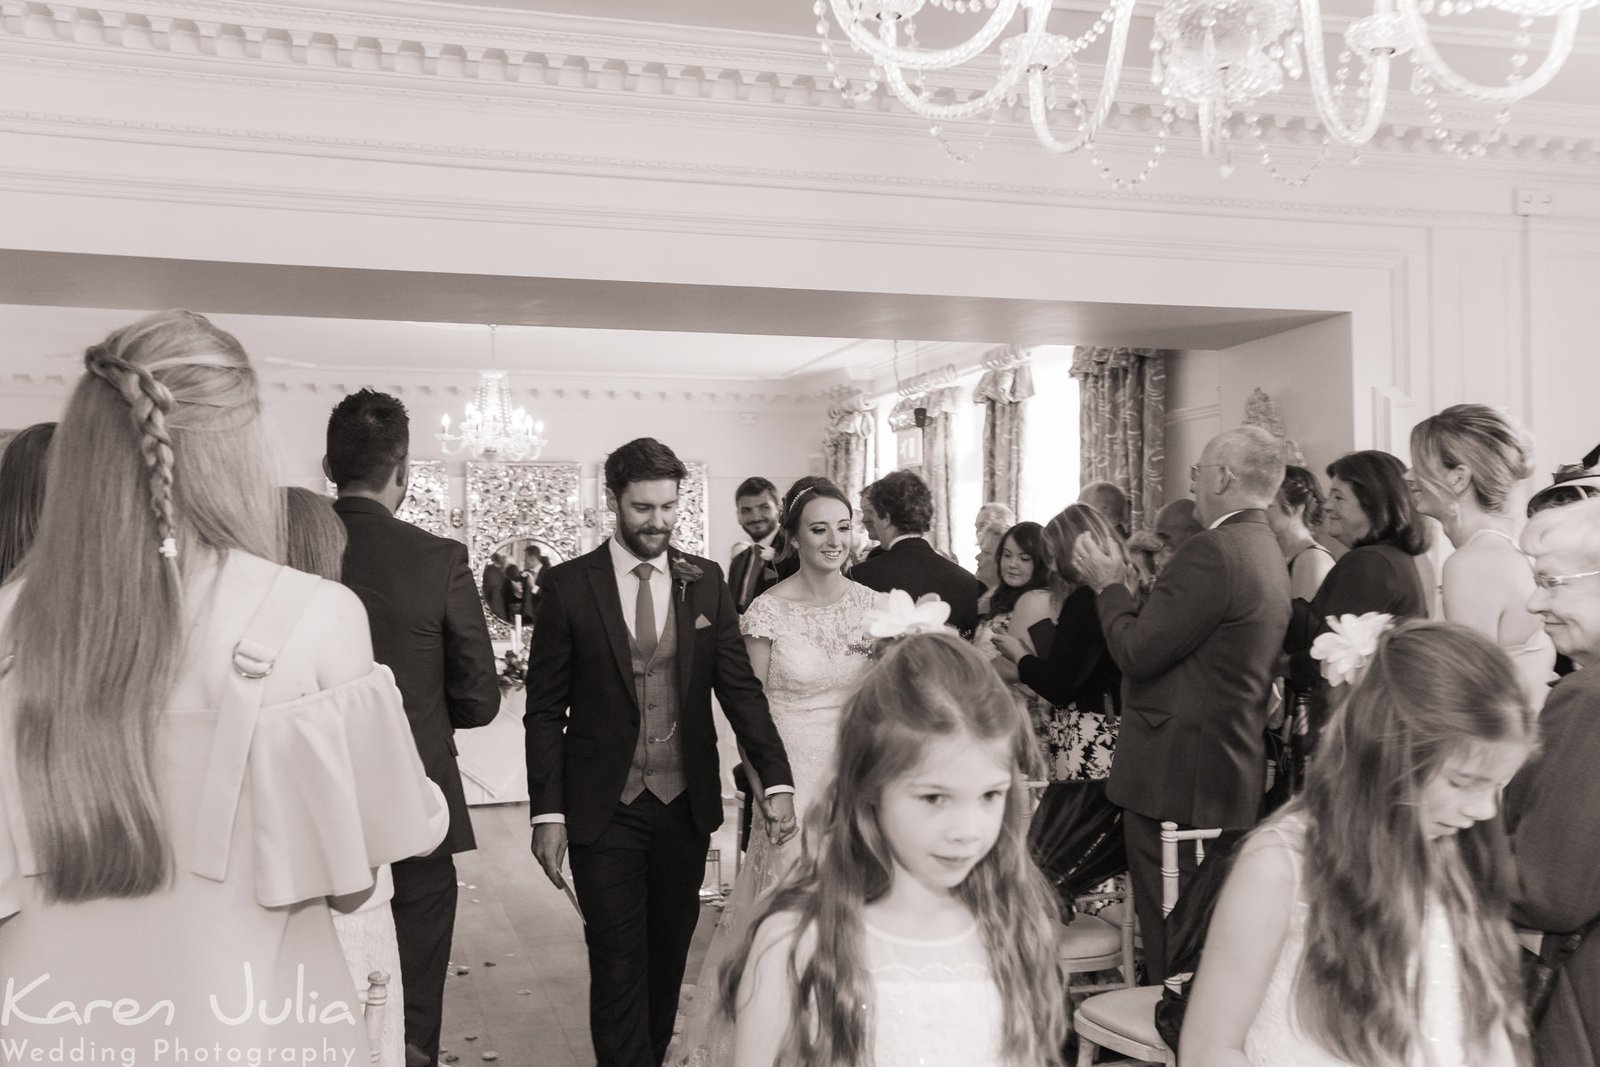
[436,326,548,460]
[813,0,1590,188]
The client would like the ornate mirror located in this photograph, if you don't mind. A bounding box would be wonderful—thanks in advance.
[467,461,582,641]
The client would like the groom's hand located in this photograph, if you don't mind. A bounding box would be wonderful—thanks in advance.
[763,793,798,846]
[532,823,569,889]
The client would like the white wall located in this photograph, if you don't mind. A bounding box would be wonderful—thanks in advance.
[0,370,823,561]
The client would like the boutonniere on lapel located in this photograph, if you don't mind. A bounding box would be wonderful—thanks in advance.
[671,557,704,603]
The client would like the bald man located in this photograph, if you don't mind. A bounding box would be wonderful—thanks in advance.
[1152,498,1204,572]
[1078,481,1131,539]
[1074,427,1290,977]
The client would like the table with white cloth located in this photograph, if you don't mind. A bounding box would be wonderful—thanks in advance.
[456,642,529,805]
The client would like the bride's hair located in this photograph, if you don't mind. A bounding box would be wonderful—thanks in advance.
[6,310,281,902]
[1293,620,1534,1066]
[717,631,1067,1067]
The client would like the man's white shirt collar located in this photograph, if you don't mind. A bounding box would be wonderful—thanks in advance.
[1208,509,1245,530]
[609,535,669,576]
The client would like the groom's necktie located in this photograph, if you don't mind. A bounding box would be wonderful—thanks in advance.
[632,562,658,661]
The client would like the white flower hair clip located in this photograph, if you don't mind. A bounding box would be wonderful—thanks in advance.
[864,589,952,640]
[1310,611,1394,688]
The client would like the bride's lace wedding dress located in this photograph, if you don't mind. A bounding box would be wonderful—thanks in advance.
[669,581,884,1067]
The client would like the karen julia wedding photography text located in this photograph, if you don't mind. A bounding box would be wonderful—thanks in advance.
[1,963,364,1067]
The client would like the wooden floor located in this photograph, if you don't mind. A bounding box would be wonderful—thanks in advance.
[439,801,736,1067]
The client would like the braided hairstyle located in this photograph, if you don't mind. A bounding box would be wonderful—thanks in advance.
[7,309,279,901]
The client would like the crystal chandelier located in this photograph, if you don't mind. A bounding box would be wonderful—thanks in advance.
[813,0,1591,187]
[436,326,548,460]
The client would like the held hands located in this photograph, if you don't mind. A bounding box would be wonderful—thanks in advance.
[532,822,569,890]
[758,792,800,847]
[991,633,1027,664]
[1073,532,1124,594]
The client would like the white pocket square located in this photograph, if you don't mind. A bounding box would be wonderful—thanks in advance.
[694,614,713,630]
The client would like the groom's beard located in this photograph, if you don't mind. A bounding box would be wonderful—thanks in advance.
[619,521,672,560]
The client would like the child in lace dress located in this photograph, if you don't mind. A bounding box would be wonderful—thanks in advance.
[714,630,1068,1067]
[1182,620,1537,1067]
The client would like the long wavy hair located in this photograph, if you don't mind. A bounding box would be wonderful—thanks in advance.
[717,631,1067,1067]
[1042,503,1135,609]
[987,520,1050,616]
[5,310,281,902]
[1293,620,1535,1066]
[0,422,56,585]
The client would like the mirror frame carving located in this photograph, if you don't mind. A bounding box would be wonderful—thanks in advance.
[467,461,582,640]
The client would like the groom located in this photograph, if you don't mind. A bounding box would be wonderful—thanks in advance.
[524,437,797,1067]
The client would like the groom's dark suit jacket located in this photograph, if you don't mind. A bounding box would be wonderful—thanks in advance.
[334,496,501,855]
[524,544,794,847]
[1097,509,1290,830]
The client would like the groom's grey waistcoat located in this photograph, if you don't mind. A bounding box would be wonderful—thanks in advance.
[622,594,686,804]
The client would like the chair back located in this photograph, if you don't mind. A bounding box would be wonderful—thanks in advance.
[362,970,389,1064]
[1159,821,1222,993]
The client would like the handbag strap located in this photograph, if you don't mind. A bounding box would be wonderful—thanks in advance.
[190,565,322,883]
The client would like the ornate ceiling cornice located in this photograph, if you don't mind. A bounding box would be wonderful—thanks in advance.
[2,0,1596,169]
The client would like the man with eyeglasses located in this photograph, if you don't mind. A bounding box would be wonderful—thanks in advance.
[1504,495,1600,1065]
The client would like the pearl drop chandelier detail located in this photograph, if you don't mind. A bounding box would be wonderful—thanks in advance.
[812,0,1592,187]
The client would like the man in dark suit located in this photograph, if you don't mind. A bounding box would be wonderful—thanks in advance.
[481,551,510,622]
[728,475,782,614]
[849,470,984,636]
[1075,426,1291,977]
[324,389,501,1067]
[525,438,795,1067]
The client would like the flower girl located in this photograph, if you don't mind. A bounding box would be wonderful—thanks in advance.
[717,627,1067,1067]
[1182,616,1536,1067]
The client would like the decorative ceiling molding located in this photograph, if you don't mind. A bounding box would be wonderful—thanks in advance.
[2,0,1596,167]
[11,121,1598,234]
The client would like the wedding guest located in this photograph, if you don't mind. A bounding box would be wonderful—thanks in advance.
[972,522,1055,773]
[973,501,1017,606]
[1410,404,1555,707]
[858,486,887,561]
[1079,480,1132,539]
[522,544,546,622]
[720,631,1068,1067]
[506,561,526,624]
[327,389,501,1067]
[283,484,449,1067]
[1075,426,1292,976]
[1151,498,1204,572]
[1508,497,1600,1064]
[1286,451,1431,748]
[0,310,444,1058]
[992,507,1129,782]
[0,421,54,585]
[730,476,782,613]
[1267,464,1336,602]
[851,470,984,637]
[481,550,511,622]
[1184,620,1534,1067]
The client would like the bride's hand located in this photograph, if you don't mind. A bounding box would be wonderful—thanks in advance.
[762,793,799,846]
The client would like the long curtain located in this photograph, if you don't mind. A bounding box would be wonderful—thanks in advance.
[822,394,876,506]
[888,387,959,555]
[973,354,1035,514]
[1070,347,1169,532]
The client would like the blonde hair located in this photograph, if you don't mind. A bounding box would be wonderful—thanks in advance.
[1293,621,1535,1066]
[284,487,347,582]
[1410,404,1534,516]
[6,310,281,901]
[718,632,1067,1067]
[1043,503,1135,607]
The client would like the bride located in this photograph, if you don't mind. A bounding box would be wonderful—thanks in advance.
[670,480,884,1066]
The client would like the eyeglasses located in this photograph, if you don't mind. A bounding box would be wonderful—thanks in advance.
[1532,569,1600,590]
